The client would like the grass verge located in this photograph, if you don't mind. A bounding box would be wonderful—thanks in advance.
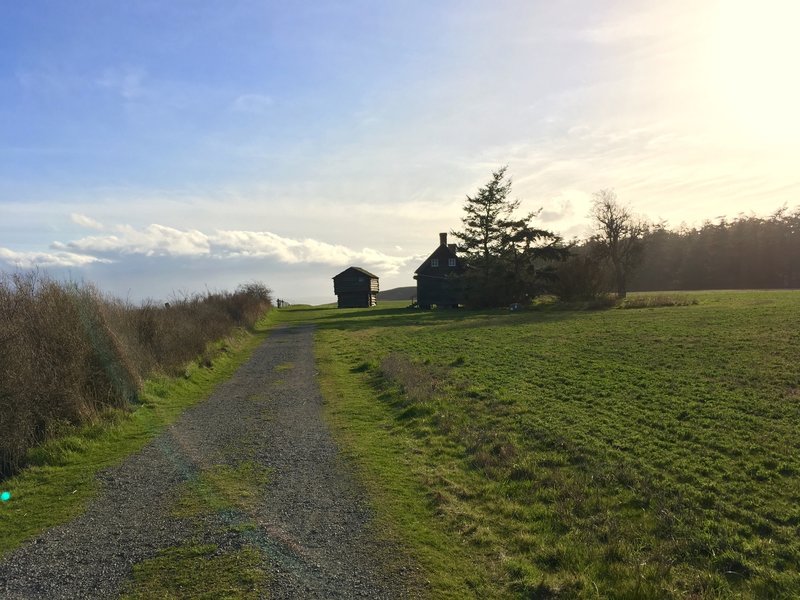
[315,331,495,598]
[0,318,272,557]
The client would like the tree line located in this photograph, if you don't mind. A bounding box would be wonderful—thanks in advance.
[628,208,800,291]
[451,167,800,306]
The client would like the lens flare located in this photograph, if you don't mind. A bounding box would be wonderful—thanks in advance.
[0,491,11,502]
[710,0,800,143]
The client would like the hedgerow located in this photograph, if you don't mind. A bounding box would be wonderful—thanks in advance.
[0,271,272,478]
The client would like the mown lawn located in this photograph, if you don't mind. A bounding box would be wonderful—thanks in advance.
[278,291,800,598]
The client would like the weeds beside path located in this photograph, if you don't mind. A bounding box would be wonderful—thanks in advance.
[0,323,415,599]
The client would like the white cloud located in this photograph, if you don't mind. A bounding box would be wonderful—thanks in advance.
[0,247,110,269]
[56,224,210,257]
[539,199,575,223]
[15,68,79,95]
[212,229,411,274]
[49,223,411,274]
[96,67,147,99]
[15,65,149,101]
[231,94,273,113]
[70,213,105,230]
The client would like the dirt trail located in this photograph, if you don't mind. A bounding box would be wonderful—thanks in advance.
[0,324,416,599]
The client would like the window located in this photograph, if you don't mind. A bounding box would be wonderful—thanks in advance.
[448,258,456,267]
[431,259,439,267]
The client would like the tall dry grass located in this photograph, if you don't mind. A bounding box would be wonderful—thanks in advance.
[0,271,272,478]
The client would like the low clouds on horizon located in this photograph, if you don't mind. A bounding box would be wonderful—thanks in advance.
[0,214,413,275]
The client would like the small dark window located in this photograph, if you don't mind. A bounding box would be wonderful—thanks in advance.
[431,259,439,267]
[448,258,456,267]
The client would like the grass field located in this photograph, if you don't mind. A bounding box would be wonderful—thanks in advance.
[278,291,800,598]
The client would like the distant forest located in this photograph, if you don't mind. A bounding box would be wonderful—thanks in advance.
[573,207,800,291]
[626,206,800,291]
[555,205,800,301]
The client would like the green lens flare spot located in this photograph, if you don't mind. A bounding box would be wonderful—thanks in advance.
[0,491,11,502]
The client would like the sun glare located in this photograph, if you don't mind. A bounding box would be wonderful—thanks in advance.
[710,0,800,144]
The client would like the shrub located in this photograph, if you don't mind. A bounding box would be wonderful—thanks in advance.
[552,253,608,301]
[0,271,272,478]
[618,294,699,309]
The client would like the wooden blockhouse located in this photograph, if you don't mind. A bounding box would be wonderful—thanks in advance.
[332,266,379,308]
[414,233,464,309]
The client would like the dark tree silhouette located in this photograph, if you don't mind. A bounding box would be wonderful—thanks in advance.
[627,206,800,291]
[453,167,568,306]
[562,204,800,294]
[590,189,646,298]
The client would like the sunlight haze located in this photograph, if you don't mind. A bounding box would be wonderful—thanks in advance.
[1,1,797,303]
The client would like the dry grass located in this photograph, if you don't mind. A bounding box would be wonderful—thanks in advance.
[379,353,445,406]
[619,294,699,309]
[0,271,272,478]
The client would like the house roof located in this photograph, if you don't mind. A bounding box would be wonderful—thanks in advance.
[332,266,379,280]
[414,244,458,274]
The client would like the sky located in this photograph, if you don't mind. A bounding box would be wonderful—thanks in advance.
[1,0,798,303]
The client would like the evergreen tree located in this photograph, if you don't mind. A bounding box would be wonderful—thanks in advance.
[453,167,567,306]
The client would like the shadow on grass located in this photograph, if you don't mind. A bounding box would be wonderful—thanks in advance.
[276,303,584,333]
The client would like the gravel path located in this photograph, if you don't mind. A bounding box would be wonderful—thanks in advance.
[0,324,418,599]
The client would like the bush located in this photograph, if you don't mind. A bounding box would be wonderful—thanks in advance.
[618,294,699,309]
[552,253,608,301]
[0,271,272,478]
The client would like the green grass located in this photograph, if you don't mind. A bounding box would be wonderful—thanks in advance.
[172,461,270,518]
[121,543,266,600]
[140,460,272,598]
[0,317,274,557]
[275,291,800,598]
[315,332,493,598]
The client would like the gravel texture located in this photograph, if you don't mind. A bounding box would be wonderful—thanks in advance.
[0,324,418,599]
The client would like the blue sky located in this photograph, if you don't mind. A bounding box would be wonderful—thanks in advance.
[2,1,798,302]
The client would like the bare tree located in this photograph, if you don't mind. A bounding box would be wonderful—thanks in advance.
[590,189,646,298]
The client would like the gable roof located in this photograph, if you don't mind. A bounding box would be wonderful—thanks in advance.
[414,244,458,275]
[332,266,379,280]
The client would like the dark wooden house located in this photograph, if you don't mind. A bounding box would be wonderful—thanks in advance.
[332,266,379,308]
[414,233,464,309]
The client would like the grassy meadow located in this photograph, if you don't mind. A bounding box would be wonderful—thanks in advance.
[278,291,800,598]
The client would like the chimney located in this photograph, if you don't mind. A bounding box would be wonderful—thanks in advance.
[439,232,447,246]
[448,243,457,252]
